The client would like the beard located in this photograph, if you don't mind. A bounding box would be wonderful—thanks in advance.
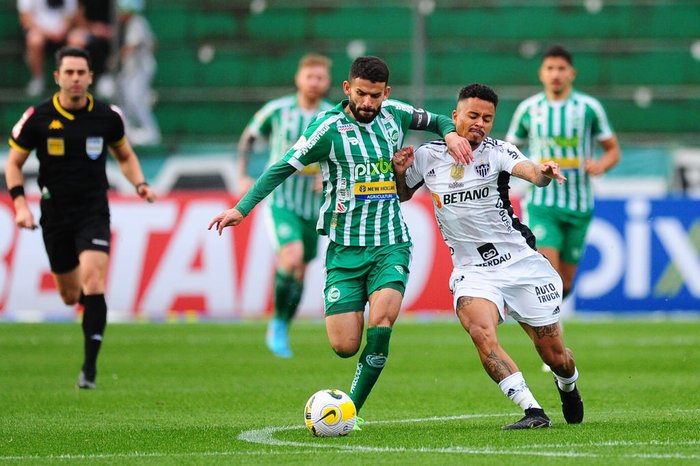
[348,100,379,123]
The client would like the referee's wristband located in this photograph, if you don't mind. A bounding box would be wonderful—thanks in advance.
[9,185,25,200]
[135,181,149,193]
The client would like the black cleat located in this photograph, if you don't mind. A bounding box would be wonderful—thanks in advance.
[556,382,584,424]
[502,408,552,430]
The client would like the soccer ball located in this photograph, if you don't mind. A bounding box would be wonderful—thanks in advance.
[304,389,356,437]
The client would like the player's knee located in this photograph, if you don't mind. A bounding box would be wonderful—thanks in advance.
[59,289,80,306]
[332,346,358,358]
[467,324,497,351]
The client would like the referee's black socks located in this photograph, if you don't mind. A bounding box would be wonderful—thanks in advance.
[81,293,108,381]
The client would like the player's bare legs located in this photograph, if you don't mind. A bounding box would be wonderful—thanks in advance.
[52,268,82,305]
[456,296,551,429]
[520,321,584,424]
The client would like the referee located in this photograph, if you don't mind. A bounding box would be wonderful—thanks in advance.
[5,46,156,389]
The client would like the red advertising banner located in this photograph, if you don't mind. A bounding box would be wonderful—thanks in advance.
[0,192,458,320]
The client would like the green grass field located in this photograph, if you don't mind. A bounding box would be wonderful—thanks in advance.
[1,319,699,465]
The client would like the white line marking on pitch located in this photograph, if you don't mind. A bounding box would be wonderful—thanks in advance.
[238,414,700,459]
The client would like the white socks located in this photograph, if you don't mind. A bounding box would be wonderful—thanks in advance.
[498,372,541,410]
[554,367,579,393]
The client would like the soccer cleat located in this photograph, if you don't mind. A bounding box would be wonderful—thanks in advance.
[265,318,292,358]
[352,416,365,431]
[556,381,584,424]
[76,371,96,390]
[502,408,552,430]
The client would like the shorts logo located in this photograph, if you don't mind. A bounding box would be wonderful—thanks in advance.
[327,287,341,303]
[86,137,103,160]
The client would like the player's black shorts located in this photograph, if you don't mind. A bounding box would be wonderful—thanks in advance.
[39,196,111,274]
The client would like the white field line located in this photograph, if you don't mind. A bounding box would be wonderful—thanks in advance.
[2,414,699,462]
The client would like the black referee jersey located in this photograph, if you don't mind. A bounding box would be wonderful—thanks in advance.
[9,93,127,201]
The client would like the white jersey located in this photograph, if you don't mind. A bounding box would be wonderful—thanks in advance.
[405,137,538,269]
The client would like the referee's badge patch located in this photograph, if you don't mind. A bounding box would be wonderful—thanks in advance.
[86,137,103,159]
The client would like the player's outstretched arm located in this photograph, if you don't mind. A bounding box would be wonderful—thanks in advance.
[208,208,244,236]
[512,160,567,187]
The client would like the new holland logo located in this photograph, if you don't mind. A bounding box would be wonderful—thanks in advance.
[450,164,464,180]
[48,119,63,130]
[474,160,490,177]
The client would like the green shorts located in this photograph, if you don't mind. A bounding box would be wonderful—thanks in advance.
[268,204,319,263]
[323,241,412,316]
[527,204,592,265]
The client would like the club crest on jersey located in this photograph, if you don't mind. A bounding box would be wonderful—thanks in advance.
[474,160,491,177]
[386,128,399,144]
[85,137,103,159]
[450,164,465,180]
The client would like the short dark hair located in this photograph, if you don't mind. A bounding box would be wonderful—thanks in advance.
[349,56,389,84]
[458,83,499,107]
[543,45,573,65]
[55,46,92,70]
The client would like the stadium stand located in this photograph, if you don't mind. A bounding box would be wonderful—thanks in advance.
[0,1,698,149]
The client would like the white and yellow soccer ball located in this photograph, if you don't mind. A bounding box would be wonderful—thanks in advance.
[304,389,356,437]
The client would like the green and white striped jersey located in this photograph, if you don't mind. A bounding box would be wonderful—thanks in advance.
[283,99,443,246]
[245,95,333,220]
[506,90,614,213]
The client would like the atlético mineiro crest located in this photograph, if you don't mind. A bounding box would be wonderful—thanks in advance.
[474,160,490,177]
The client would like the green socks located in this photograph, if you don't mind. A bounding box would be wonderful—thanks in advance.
[274,269,304,322]
[349,326,392,412]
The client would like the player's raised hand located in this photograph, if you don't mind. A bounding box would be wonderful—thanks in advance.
[392,146,414,175]
[208,208,244,236]
[541,161,567,184]
[444,132,474,165]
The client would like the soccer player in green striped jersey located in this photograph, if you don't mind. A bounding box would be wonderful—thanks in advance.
[210,56,473,426]
[506,45,621,299]
[237,54,333,358]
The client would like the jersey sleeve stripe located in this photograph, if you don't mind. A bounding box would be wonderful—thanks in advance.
[110,136,128,148]
[8,138,30,153]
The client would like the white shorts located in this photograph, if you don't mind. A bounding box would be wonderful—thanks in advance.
[449,254,563,327]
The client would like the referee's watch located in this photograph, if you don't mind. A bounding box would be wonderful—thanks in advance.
[135,181,149,193]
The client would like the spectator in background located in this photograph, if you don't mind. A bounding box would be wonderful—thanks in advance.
[18,0,78,97]
[506,45,620,306]
[116,0,160,145]
[67,0,114,87]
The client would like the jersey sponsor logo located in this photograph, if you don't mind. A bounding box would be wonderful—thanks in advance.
[47,138,65,156]
[353,158,392,179]
[431,192,442,209]
[347,137,360,146]
[541,157,580,170]
[354,181,397,201]
[448,182,464,189]
[298,121,331,156]
[292,135,307,150]
[12,107,34,139]
[474,161,490,178]
[475,252,512,267]
[394,265,405,275]
[48,119,63,130]
[86,137,103,159]
[335,202,347,213]
[477,243,498,261]
[535,282,561,304]
[450,164,465,180]
[441,187,489,206]
[337,123,354,132]
[337,178,352,202]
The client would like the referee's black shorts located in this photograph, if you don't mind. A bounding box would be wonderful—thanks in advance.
[39,196,111,274]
